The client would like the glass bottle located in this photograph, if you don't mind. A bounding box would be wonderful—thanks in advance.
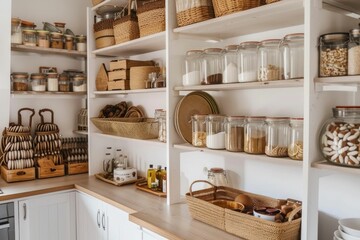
[30,73,46,91]
[47,73,58,92]
[191,114,207,147]
[183,50,203,86]
[225,116,245,152]
[205,114,225,149]
[11,18,22,44]
[258,39,281,81]
[280,33,304,79]
[288,118,303,160]
[114,149,124,169]
[11,72,29,91]
[244,116,266,154]
[147,164,156,188]
[265,117,290,157]
[22,29,37,46]
[207,168,229,186]
[238,41,259,82]
[222,45,238,83]
[37,30,50,48]
[348,29,360,75]
[202,48,223,85]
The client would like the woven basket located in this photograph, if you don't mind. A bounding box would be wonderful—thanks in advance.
[212,0,260,17]
[130,66,160,90]
[92,0,104,6]
[137,0,165,37]
[176,0,215,27]
[94,19,115,49]
[113,0,140,44]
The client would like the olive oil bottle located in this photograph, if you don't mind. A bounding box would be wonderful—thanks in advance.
[147,164,156,188]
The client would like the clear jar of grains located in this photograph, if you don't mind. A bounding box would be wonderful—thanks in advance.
[58,73,70,92]
[37,30,50,48]
[191,114,207,147]
[11,72,29,91]
[244,116,266,154]
[202,48,223,85]
[50,32,64,49]
[265,117,290,157]
[225,116,245,152]
[206,114,225,149]
[30,73,46,91]
[288,118,303,160]
[64,34,74,50]
[222,45,238,83]
[183,50,203,86]
[22,29,37,46]
[348,29,360,75]
[238,41,259,82]
[258,39,281,81]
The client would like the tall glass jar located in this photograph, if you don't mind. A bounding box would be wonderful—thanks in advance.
[288,118,303,160]
[222,45,238,83]
[157,110,166,143]
[47,73,58,92]
[348,29,360,75]
[280,33,304,79]
[244,116,266,154]
[72,74,87,92]
[202,48,223,85]
[238,41,259,82]
[37,30,50,48]
[11,18,22,44]
[320,106,360,167]
[191,114,207,147]
[225,116,245,152]
[50,32,64,49]
[183,50,203,86]
[258,39,281,81]
[76,35,87,52]
[64,34,74,50]
[206,114,225,149]
[30,73,46,91]
[22,29,37,46]
[319,32,349,77]
[58,73,70,92]
[265,117,290,157]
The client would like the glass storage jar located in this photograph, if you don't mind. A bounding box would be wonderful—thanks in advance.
[58,73,70,92]
[244,116,266,154]
[288,117,303,160]
[183,50,203,86]
[47,73,58,92]
[191,114,207,147]
[11,72,29,91]
[157,110,166,143]
[64,34,74,50]
[258,39,281,81]
[76,35,87,52]
[11,18,22,44]
[320,106,360,167]
[319,32,349,77]
[50,32,64,49]
[37,30,50,48]
[30,73,46,91]
[265,117,290,157]
[207,168,229,186]
[222,45,238,83]
[238,41,259,82]
[348,29,360,75]
[202,48,223,85]
[280,33,304,79]
[206,114,225,149]
[72,74,87,92]
[225,116,245,152]
[22,29,37,46]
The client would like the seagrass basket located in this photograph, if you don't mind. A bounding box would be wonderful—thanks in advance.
[176,0,215,27]
[137,0,165,37]
[94,19,115,49]
[113,0,140,44]
[212,0,260,17]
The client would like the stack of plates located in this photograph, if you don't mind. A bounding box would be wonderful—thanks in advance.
[334,218,360,240]
[174,91,219,143]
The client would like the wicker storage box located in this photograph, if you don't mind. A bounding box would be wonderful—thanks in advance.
[94,19,115,49]
[137,0,165,37]
[212,0,260,17]
[176,0,215,27]
[130,66,160,90]
[113,12,140,44]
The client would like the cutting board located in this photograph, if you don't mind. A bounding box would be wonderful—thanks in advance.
[96,63,108,91]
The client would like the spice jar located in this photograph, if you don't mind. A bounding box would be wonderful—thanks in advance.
[280,33,304,79]
[319,32,349,77]
[222,45,238,83]
[76,35,87,52]
[11,72,29,91]
[50,32,64,49]
[58,73,70,92]
[64,35,74,50]
[207,168,229,186]
[238,41,259,82]
[244,116,266,154]
[183,50,203,86]
[72,74,87,92]
[348,29,360,75]
[191,114,207,147]
[22,29,37,46]
[202,48,223,85]
[37,30,50,48]
[206,114,225,149]
[30,73,46,91]
[225,116,245,152]
[265,117,290,157]
[320,106,360,167]
[11,18,22,44]
[47,73,59,92]
[288,118,303,160]
[258,39,281,81]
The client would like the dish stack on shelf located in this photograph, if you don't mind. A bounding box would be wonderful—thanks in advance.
[61,137,88,175]
[335,218,360,240]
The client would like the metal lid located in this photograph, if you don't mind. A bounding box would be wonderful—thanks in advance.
[319,32,349,42]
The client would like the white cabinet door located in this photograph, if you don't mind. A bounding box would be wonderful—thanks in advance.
[142,228,167,240]
[18,191,76,240]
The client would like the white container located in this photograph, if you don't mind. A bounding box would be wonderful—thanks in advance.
[113,168,137,184]
[47,73,59,92]
[183,50,203,86]
[222,45,238,83]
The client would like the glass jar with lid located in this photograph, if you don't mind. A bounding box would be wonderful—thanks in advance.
[37,30,50,48]
[183,50,203,86]
[244,116,266,154]
[50,32,64,49]
[238,41,259,82]
[225,116,245,152]
[47,73,58,92]
[22,29,37,46]
[191,114,207,147]
[222,45,238,83]
[58,73,70,92]
[348,29,360,75]
[205,114,225,149]
[288,118,303,160]
[11,72,29,91]
[258,39,281,81]
[206,168,229,186]
[30,73,46,91]
[11,18,22,44]
[64,34,74,50]
[156,110,166,143]
[265,117,290,157]
[202,48,223,85]
[280,33,304,79]
[320,106,360,167]
[319,32,349,77]
[72,74,87,92]
[76,35,87,52]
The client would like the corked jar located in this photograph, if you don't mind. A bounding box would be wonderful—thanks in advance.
[50,32,64,49]
[37,30,50,48]
[244,116,266,154]
[58,73,70,92]
[11,72,29,91]
[30,73,46,91]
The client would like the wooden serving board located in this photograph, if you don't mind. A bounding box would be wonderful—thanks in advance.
[135,179,167,197]
[95,173,143,186]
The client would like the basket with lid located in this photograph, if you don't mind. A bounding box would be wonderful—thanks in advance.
[175,0,215,27]
[137,0,165,37]
[113,0,140,44]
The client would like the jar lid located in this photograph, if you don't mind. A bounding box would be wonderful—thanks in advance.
[192,114,207,119]
[260,39,281,45]
[47,73,58,78]
[224,45,238,52]
[210,167,224,173]
[30,73,46,79]
[54,22,66,27]
[350,29,360,37]
[246,116,266,119]
[290,117,304,121]
[239,41,260,47]
[206,114,225,120]
[59,74,69,81]
[64,34,74,39]
[186,50,203,55]
[204,48,222,53]
[11,18,21,24]
[51,32,63,37]
[21,20,35,28]
[319,32,349,42]
[226,116,246,120]
[11,72,28,78]
[266,117,290,122]
[284,33,304,40]
[76,35,86,39]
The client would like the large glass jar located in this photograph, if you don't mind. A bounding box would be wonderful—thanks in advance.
[50,32,64,49]
[191,114,206,147]
[157,110,166,143]
[348,29,360,75]
[183,50,203,86]
[265,117,290,157]
[22,29,37,46]
[58,73,70,92]
[319,32,349,77]
[225,116,245,152]
[76,35,87,52]
[244,116,266,154]
[64,34,74,50]
[202,48,223,85]
[222,45,238,83]
[47,73,58,92]
[11,18,22,44]
[30,73,46,91]
[238,41,259,82]
[72,74,87,92]
[11,72,29,91]
[258,39,281,81]
[206,114,225,149]
[280,33,304,80]
[288,118,303,160]
[37,30,50,48]
[320,106,360,167]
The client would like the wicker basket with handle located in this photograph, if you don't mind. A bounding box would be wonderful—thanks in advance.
[212,0,260,17]
[113,0,140,44]
[137,0,165,37]
[176,0,215,27]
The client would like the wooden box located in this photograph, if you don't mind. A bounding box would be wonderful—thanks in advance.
[108,80,130,90]
[108,70,130,81]
[66,162,88,175]
[1,165,36,182]
[36,164,65,179]
[109,59,154,71]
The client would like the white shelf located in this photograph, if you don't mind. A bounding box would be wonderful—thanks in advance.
[312,160,360,175]
[11,44,87,58]
[91,0,128,11]
[93,132,166,146]
[173,0,304,40]
[314,76,360,92]
[173,143,303,166]
[92,32,166,57]
[11,91,87,99]
[93,88,166,96]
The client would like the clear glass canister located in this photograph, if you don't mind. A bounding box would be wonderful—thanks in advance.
[183,50,203,86]
[258,39,281,81]
[348,29,360,75]
[244,116,266,154]
[265,117,290,157]
[50,32,64,49]
[280,33,304,79]
[72,74,87,92]
[238,41,259,82]
[64,34,74,50]
[191,114,207,147]
[202,48,223,85]
[58,73,70,92]
[222,45,238,83]
[22,29,37,46]
[288,118,303,160]
[225,116,245,152]
[47,73,58,92]
[30,73,46,91]
[76,35,87,52]
[319,32,349,77]
[37,30,50,48]
[157,110,166,143]
[207,168,229,186]
[11,18,22,44]
[206,114,225,149]
[320,106,360,167]
[11,72,29,91]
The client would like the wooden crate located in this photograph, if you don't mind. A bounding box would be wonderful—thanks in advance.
[109,59,154,71]
[36,164,65,179]
[66,162,88,175]
[108,80,130,90]
[108,70,130,81]
[1,165,36,182]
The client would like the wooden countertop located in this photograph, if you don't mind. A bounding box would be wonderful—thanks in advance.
[0,174,240,240]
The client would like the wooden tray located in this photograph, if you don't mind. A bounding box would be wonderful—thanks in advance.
[135,179,167,197]
[95,173,143,186]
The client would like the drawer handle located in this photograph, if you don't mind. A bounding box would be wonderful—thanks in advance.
[50,168,56,172]
[16,171,26,176]
[23,203,27,220]
[97,210,100,228]
[102,212,105,231]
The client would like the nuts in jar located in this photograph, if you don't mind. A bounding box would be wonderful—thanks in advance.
[11,72,29,91]
[191,114,207,147]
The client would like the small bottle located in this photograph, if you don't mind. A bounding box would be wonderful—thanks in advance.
[162,167,167,193]
[147,164,156,188]
[155,165,162,191]
[114,149,124,169]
